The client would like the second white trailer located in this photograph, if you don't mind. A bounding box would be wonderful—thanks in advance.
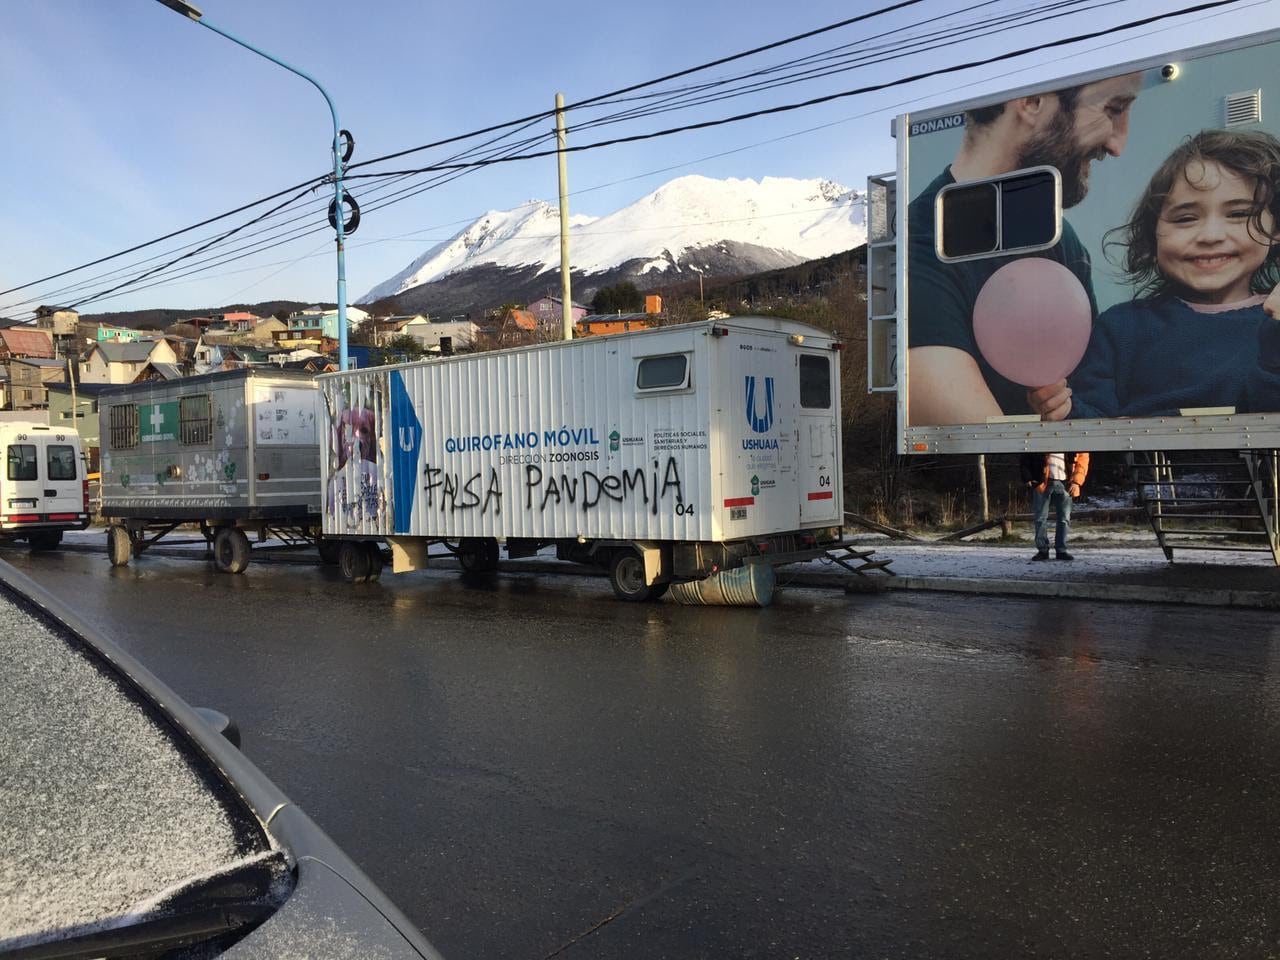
[318,316,843,599]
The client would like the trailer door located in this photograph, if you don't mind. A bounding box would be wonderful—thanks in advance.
[797,351,839,526]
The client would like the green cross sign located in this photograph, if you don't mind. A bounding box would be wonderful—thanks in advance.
[140,402,179,443]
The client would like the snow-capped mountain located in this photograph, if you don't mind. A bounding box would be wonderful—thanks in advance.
[360,175,865,309]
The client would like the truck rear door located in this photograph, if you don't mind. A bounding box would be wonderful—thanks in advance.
[796,351,840,527]
[42,437,82,520]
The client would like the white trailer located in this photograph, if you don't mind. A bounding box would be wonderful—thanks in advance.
[318,316,843,599]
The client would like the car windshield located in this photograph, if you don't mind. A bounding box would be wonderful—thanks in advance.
[0,585,286,957]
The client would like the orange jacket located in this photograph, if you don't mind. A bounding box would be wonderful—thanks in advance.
[1029,452,1089,494]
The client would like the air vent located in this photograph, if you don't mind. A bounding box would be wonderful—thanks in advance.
[1224,89,1262,127]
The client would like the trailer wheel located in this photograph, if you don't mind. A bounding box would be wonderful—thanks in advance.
[107,525,133,567]
[364,542,384,582]
[457,537,499,573]
[317,537,342,565]
[213,527,251,575]
[28,530,63,552]
[609,549,655,602]
[338,540,370,583]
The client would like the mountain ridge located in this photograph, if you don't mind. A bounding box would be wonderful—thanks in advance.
[360,174,866,311]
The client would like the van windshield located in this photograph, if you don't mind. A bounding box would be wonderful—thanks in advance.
[7,444,37,481]
[48,445,77,481]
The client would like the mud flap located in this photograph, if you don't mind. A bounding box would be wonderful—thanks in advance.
[388,537,428,573]
[633,540,668,586]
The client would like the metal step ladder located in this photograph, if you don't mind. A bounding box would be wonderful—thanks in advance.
[825,544,897,576]
[1127,450,1279,564]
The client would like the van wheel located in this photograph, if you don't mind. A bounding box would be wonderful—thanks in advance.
[213,528,251,574]
[457,537,499,573]
[365,542,384,582]
[107,525,133,567]
[29,530,63,552]
[609,549,654,602]
[317,538,342,565]
[339,540,370,583]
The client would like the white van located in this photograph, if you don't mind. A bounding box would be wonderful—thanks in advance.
[1,423,89,550]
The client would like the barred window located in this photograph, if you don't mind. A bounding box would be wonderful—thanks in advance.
[180,394,212,445]
[109,404,139,450]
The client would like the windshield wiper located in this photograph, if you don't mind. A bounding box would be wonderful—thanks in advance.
[1,850,291,960]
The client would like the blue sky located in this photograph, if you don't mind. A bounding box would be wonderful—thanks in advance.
[2,0,1275,317]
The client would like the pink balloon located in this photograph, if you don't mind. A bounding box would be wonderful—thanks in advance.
[972,258,1092,388]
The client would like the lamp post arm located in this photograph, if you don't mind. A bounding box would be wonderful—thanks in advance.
[188,16,350,370]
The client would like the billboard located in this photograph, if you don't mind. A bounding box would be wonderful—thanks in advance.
[898,30,1280,453]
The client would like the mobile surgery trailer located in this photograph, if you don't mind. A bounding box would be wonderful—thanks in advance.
[867,27,1280,563]
[98,368,324,572]
[318,316,844,599]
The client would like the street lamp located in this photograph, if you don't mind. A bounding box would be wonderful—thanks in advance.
[154,0,355,370]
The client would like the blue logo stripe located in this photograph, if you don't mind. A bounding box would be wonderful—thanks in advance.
[389,371,422,534]
[745,375,775,434]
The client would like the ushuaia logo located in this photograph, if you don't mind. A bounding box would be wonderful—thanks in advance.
[745,376,775,434]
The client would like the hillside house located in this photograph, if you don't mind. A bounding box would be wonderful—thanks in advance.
[47,382,109,467]
[575,313,655,337]
[96,324,142,343]
[526,296,588,330]
[9,358,66,410]
[0,328,54,363]
[214,311,261,333]
[79,339,178,384]
[133,361,185,383]
[373,314,427,345]
[35,306,79,334]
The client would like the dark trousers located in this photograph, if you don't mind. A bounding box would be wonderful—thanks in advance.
[1033,480,1072,554]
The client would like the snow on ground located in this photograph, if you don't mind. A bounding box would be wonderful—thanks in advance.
[56,525,1277,585]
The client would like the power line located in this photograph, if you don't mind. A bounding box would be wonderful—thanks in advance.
[344,0,1247,182]
[6,0,932,301]
[8,0,1248,315]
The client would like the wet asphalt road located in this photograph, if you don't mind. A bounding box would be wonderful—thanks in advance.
[7,547,1280,959]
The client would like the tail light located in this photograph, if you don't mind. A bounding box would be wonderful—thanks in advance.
[83,478,90,513]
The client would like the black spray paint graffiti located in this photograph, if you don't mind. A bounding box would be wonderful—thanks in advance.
[525,457,684,514]
[423,465,503,514]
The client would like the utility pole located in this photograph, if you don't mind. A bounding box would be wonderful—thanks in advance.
[555,93,573,341]
[977,454,990,522]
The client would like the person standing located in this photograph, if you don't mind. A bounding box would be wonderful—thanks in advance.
[1021,452,1089,560]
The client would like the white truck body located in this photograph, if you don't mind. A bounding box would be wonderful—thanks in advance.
[318,317,842,585]
[0,422,88,547]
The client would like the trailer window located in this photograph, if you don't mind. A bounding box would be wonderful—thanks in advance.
[799,355,831,409]
[47,445,77,481]
[936,167,1060,261]
[7,444,37,482]
[180,394,212,445]
[109,404,139,450]
[636,354,690,391]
